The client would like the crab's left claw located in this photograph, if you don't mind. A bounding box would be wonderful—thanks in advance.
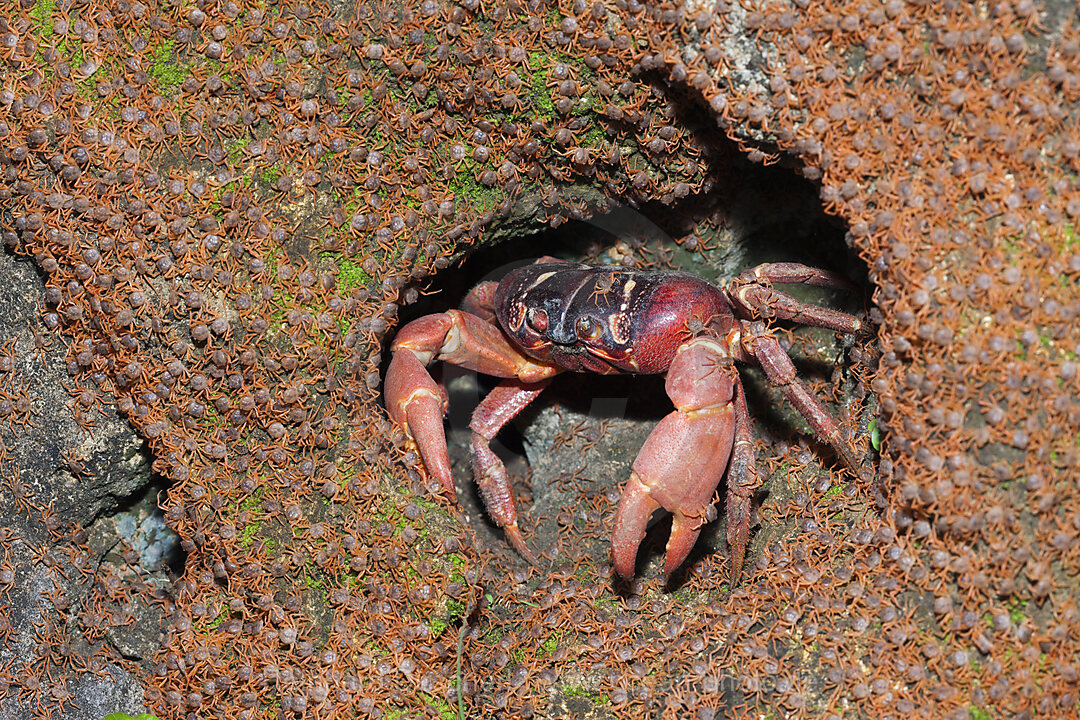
[612,470,718,580]
[611,339,739,581]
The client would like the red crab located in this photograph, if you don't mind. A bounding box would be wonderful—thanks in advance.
[384,258,864,581]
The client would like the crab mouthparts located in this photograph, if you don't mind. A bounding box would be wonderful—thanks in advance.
[555,346,624,374]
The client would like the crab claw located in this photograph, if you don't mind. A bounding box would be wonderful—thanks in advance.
[612,471,717,579]
[610,339,738,580]
[386,310,553,494]
[384,347,454,495]
[386,308,560,564]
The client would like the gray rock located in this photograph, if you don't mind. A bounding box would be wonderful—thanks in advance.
[0,249,173,720]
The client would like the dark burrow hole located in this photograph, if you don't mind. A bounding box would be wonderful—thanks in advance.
[389,151,875,585]
[104,450,188,580]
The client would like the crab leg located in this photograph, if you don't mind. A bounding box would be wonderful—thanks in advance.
[739,262,856,290]
[611,338,738,580]
[460,280,500,323]
[731,263,864,334]
[726,379,757,582]
[469,379,550,563]
[740,326,862,471]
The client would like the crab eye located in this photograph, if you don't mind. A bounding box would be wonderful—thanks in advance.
[526,307,548,333]
[575,315,601,340]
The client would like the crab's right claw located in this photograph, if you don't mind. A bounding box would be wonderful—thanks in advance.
[386,309,560,563]
[384,348,454,496]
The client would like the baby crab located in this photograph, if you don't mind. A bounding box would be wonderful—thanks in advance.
[385,258,864,581]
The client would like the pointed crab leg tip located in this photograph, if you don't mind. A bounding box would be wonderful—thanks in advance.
[725,533,748,584]
[414,437,454,497]
[728,554,745,585]
[398,394,455,495]
[840,447,862,474]
[661,557,683,582]
[503,523,537,565]
[417,449,454,497]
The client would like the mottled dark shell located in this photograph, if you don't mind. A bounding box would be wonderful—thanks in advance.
[494,262,732,374]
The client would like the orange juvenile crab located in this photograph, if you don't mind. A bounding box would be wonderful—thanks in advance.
[385,258,864,580]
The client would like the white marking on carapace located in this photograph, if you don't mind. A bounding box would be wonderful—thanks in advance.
[608,311,631,345]
[506,301,526,331]
[527,271,557,290]
[619,278,636,312]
